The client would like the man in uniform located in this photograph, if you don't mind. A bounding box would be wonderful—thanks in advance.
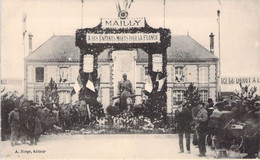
[8,107,20,146]
[118,73,133,95]
[194,102,208,157]
[117,73,134,110]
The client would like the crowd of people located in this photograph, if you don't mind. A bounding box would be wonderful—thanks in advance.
[7,95,259,159]
[8,104,42,146]
[174,98,260,158]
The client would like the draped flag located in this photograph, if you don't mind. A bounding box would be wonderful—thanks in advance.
[22,12,27,40]
[127,0,134,9]
[86,74,95,92]
[157,77,166,91]
[71,75,83,96]
[155,73,166,91]
[86,104,91,119]
[145,74,153,93]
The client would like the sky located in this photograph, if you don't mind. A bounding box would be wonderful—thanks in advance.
[1,0,260,92]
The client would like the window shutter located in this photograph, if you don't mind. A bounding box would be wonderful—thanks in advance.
[55,67,59,83]
[199,67,202,83]
[98,66,103,82]
[69,67,72,82]
[205,67,209,83]
[32,67,35,82]
[171,66,175,82]
[44,66,48,83]
[167,65,171,82]
[71,66,77,83]
[140,66,145,82]
[184,66,189,82]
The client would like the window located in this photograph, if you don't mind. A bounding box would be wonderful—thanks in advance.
[36,67,44,82]
[172,90,184,105]
[199,67,208,83]
[59,67,68,83]
[175,67,184,82]
[200,90,208,103]
[59,91,70,104]
[35,91,43,104]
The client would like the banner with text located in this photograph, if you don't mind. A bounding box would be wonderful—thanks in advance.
[101,18,145,29]
[221,77,260,85]
[86,33,160,44]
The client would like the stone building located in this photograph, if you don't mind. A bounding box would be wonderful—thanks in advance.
[24,34,218,112]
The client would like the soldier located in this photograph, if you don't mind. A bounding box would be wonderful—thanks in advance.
[194,102,208,157]
[19,104,30,144]
[118,73,133,95]
[117,73,134,110]
[8,107,20,146]
[175,102,193,154]
[34,112,43,145]
[27,105,43,145]
[191,104,199,146]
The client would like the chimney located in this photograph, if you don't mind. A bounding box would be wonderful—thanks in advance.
[209,32,214,54]
[28,33,33,54]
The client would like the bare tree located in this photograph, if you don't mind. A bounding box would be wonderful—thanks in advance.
[235,83,258,109]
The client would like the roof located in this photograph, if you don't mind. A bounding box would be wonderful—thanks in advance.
[25,35,218,63]
[25,36,80,62]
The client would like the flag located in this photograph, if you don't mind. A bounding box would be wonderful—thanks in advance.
[156,73,160,81]
[145,74,153,93]
[71,75,83,96]
[86,104,91,119]
[86,74,95,92]
[22,12,27,40]
[128,0,134,9]
[125,0,128,10]
[157,77,166,91]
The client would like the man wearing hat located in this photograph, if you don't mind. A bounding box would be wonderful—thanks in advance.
[175,102,192,154]
[19,103,30,144]
[194,102,208,157]
[8,107,20,146]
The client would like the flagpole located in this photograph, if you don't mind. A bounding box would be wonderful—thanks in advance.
[81,0,84,28]
[163,0,165,28]
[22,12,27,58]
[23,36,26,58]
[217,10,221,99]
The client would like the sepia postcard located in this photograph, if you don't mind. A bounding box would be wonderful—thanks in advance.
[1,0,260,159]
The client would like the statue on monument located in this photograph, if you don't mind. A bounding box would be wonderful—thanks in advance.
[117,73,133,96]
[113,73,135,111]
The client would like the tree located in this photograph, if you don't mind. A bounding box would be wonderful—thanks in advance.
[184,83,201,109]
[42,78,59,110]
[235,83,258,109]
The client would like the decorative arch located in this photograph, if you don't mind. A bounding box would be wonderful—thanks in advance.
[75,19,171,122]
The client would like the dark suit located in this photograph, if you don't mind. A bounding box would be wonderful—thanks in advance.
[8,110,20,145]
[195,107,208,155]
[175,107,192,152]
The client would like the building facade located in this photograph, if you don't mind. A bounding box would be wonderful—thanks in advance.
[24,34,218,112]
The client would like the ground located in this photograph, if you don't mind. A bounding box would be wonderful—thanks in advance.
[1,134,245,159]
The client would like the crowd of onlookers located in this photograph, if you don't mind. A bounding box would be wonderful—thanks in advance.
[8,104,42,146]
[6,97,260,158]
[174,98,260,158]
